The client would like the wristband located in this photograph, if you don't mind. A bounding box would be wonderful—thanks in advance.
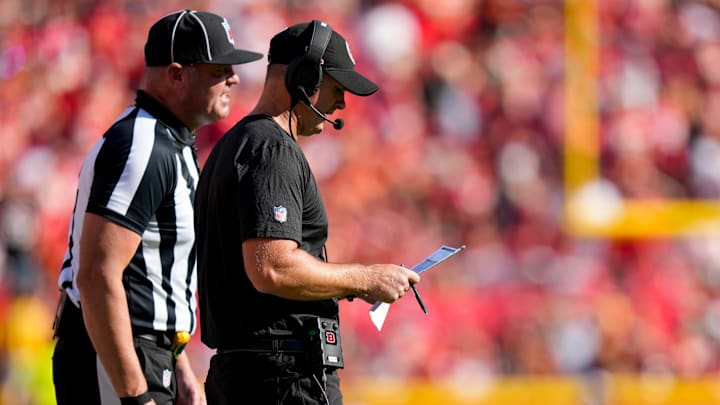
[120,391,152,405]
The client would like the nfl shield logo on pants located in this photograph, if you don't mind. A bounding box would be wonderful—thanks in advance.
[162,368,172,388]
[273,206,287,223]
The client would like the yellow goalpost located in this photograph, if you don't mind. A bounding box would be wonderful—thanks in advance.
[564,0,720,237]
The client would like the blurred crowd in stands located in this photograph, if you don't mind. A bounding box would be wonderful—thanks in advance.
[4,0,720,403]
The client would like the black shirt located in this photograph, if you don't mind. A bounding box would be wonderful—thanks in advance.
[196,115,336,349]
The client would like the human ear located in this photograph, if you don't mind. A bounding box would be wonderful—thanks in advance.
[167,63,185,84]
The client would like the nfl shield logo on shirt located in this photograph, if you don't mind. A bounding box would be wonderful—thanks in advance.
[273,205,287,223]
[162,368,172,388]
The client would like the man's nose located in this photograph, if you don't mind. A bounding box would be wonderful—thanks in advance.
[227,73,240,85]
[336,96,346,110]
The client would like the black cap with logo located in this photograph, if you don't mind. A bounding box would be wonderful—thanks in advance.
[145,10,263,66]
[268,23,379,96]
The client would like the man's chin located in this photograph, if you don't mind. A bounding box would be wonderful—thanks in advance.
[311,122,325,135]
[212,107,231,121]
[298,121,324,136]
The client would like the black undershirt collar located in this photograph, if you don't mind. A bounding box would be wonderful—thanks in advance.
[135,90,195,147]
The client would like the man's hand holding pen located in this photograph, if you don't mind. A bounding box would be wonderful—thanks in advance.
[401,264,428,315]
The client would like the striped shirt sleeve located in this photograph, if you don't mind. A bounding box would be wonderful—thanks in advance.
[86,111,173,235]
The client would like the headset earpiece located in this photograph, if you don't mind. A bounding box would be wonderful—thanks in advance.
[286,20,332,105]
[286,58,321,102]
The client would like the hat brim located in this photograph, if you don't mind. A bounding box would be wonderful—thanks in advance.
[210,49,264,65]
[325,69,379,96]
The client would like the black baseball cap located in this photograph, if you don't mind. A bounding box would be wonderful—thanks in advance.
[145,10,263,66]
[268,22,379,96]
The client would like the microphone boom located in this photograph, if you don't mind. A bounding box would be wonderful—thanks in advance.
[297,86,345,131]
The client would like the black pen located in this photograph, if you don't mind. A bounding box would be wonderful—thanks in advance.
[410,283,428,316]
[402,264,428,315]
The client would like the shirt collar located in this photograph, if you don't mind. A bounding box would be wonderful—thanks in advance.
[135,90,195,146]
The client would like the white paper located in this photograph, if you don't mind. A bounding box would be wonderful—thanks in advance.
[368,245,465,331]
[369,302,390,330]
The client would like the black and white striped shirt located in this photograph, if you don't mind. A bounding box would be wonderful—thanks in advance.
[58,90,199,334]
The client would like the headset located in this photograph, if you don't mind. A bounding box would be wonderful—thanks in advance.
[285,20,344,130]
[286,20,332,104]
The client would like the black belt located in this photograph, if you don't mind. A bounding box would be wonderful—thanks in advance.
[218,338,305,354]
[134,331,173,349]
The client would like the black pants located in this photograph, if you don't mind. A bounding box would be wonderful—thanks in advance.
[205,350,343,405]
[52,298,177,405]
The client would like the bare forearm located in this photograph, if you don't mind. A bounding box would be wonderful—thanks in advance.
[244,239,357,299]
[243,239,419,302]
[77,213,147,397]
[175,351,206,405]
[268,256,366,300]
[80,277,147,397]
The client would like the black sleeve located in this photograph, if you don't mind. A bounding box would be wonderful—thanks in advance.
[237,143,306,244]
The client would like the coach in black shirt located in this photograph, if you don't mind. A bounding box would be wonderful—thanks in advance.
[52,10,261,405]
[195,21,420,404]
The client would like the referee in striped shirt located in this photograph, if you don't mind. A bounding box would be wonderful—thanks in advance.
[51,10,261,405]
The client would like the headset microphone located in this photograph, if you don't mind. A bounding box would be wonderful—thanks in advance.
[296,86,344,130]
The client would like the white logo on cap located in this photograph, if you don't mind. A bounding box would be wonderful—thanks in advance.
[344,41,355,66]
[221,19,235,45]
